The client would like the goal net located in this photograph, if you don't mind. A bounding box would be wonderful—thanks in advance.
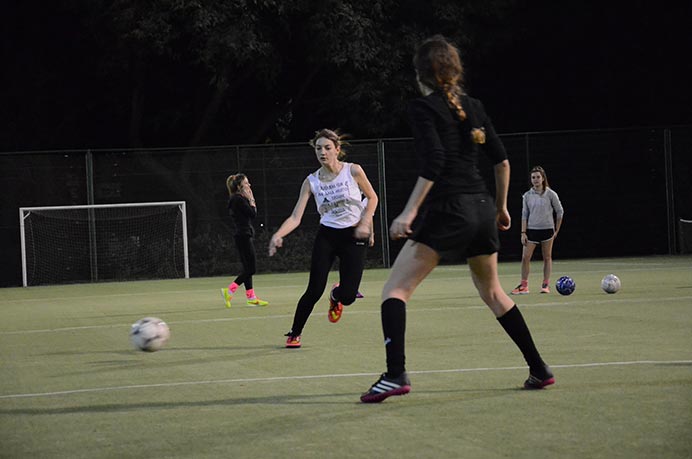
[679,218,692,254]
[20,202,189,287]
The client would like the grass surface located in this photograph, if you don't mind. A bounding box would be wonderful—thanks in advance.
[1,256,691,458]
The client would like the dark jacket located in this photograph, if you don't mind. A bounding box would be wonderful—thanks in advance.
[407,90,507,199]
[228,195,257,237]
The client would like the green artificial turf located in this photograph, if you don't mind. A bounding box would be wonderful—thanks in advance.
[1,256,691,458]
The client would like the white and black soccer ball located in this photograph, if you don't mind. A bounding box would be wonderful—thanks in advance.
[601,274,621,294]
[130,317,170,352]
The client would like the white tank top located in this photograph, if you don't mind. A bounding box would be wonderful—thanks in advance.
[307,162,364,229]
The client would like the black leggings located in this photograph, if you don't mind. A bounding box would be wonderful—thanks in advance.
[289,225,367,335]
[233,235,256,290]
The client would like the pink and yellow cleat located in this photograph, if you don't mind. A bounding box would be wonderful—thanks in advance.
[246,297,269,306]
[221,288,233,308]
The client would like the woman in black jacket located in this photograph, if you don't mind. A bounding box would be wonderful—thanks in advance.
[221,173,268,307]
[361,35,554,403]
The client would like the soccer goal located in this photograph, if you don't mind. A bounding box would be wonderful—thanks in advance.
[679,218,692,254]
[19,201,189,287]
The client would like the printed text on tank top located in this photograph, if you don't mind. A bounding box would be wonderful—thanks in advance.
[307,162,363,228]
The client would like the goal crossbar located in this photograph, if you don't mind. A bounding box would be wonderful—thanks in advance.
[20,201,187,212]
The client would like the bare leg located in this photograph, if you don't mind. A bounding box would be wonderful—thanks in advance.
[378,240,439,378]
[469,253,553,385]
[540,238,554,284]
[468,253,515,317]
[520,242,537,282]
[382,240,440,302]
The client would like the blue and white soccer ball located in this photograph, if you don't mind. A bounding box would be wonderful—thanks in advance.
[556,276,576,296]
[130,317,170,352]
[601,274,621,294]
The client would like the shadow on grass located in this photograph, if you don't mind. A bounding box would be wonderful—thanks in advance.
[40,345,293,376]
[0,387,523,415]
[42,344,284,357]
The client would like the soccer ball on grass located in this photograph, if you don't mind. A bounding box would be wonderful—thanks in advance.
[130,317,170,352]
[601,274,621,294]
[556,276,576,296]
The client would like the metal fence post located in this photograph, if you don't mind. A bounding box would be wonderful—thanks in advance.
[663,128,676,254]
[524,133,531,173]
[377,139,390,268]
[86,149,98,281]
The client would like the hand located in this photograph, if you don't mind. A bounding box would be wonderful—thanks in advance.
[520,233,528,246]
[496,208,511,232]
[241,186,255,201]
[389,211,415,240]
[354,221,371,240]
[268,234,283,256]
[368,231,375,247]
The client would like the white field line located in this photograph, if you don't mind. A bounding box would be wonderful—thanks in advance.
[0,359,690,400]
[0,314,296,335]
[1,295,691,335]
[0,283,311,304]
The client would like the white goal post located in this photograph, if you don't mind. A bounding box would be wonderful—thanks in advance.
[19,201,189,287]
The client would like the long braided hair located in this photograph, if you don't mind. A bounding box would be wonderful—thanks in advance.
[413,35,466,121]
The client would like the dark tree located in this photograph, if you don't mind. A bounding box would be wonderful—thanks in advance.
[1,0,518,150]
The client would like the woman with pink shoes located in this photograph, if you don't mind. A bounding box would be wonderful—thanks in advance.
[511,166,564,295]
[221,173,269,308]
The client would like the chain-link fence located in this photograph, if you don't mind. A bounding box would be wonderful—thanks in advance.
[2,126,691,287]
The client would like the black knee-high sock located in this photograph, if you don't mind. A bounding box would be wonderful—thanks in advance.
[381,298,406,378]
[497,305,547,375]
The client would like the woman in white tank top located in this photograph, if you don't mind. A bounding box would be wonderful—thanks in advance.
[269,129,378,348]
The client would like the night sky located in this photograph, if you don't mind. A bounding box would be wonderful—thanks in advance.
[470,2,692,133]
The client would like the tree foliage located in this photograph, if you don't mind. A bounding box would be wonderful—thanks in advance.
[1,0,518,150]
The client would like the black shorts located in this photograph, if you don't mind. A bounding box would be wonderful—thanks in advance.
[410,193,500,261]
[526,228,554,243]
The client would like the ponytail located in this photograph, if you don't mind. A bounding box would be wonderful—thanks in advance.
[414,35,466,121]
[414,35,490,143]
[225,173,247,197]
[442,83,466,121]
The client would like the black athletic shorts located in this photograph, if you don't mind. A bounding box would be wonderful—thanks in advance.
[410,193,500,261]
[526,228,554,243]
